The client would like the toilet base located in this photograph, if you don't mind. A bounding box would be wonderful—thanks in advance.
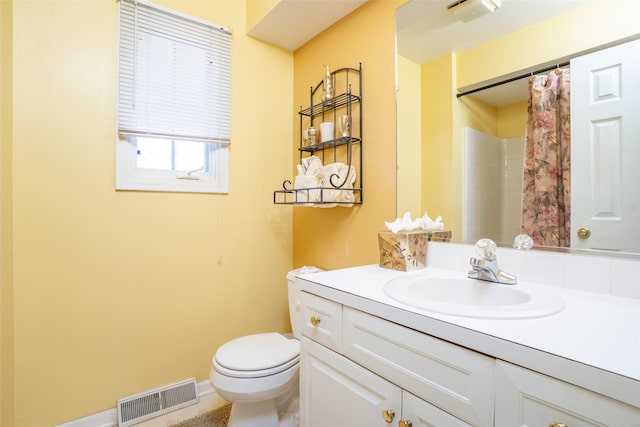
[228,400,278,427]
[277,395,300,427]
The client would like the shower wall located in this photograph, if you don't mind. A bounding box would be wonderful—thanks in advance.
[464,127,524,244]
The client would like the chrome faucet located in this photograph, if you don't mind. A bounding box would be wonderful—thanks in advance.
[468,238,517,285]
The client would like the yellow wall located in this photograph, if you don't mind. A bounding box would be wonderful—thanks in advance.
[1,0,15,425]
[419,54,463,235]
[245,0,279,31]
[292,0,402,270]
[457,0,640,89]
[396,55,422,217]
[5,0,294,425]
[497,102,527,138]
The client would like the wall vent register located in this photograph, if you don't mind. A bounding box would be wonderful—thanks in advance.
[117,378,198,427]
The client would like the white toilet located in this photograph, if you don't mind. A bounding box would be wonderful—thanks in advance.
[209,267,320,427]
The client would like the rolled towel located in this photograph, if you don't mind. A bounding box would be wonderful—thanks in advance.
[300,155,323,177]
[339,166,356,207]
[320,163,356,207]
[339,165,356,201]
[321,163,343,203]
[294,175,322,205]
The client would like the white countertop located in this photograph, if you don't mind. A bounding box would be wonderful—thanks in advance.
[296,264,640,408]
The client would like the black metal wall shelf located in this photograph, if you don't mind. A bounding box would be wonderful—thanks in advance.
[298,93,361,117]
[274,63,363,207]
[300,136,361,153]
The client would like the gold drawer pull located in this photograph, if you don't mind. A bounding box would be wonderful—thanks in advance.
[382,409,395,423]
[549,423,568,427]
[399,420,413,427]
[310,316,321,326]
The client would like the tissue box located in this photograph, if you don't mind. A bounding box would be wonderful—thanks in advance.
[378,230,429,272]
[429,230,452,242]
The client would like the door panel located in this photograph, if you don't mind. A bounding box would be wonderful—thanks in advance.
[571,38,640,251]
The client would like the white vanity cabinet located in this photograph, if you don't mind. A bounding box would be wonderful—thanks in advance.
[342,307,494,426]
[299,291,402,426]
[298,288,640,426]
[299,292,488,426]
[495,360,640,426]
[300,337,473,427]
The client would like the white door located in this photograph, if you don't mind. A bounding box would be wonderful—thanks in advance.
[299,336,402,427]
[571,38,640,252]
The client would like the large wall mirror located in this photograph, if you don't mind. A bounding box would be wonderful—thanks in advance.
[396,0,640,256]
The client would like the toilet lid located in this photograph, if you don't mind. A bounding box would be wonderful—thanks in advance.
[215,333,300,372]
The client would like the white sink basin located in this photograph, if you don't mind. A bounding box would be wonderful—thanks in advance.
[383,271,565,319]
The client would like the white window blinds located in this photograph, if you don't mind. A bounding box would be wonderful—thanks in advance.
[117,0,232,144]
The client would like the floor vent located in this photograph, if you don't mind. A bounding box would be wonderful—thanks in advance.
[117,378,199,427]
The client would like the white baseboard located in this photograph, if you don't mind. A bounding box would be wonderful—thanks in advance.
[56,380,215,427]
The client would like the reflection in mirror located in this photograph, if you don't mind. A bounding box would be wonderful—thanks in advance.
[395,0,640,256]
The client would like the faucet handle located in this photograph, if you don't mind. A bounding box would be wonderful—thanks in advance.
[469,257,485,267]
[475,238,497,261]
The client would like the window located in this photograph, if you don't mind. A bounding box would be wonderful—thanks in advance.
[116,0,231,193]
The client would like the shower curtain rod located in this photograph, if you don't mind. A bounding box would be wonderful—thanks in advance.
[456,61,570,99]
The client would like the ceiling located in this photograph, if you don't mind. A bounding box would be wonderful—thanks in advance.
[396,0,591,106]
[247,0,368,51]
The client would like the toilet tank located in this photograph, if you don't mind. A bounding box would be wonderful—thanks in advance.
[287,266,322,339]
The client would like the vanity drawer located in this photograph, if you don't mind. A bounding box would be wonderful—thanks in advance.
[343,307,495,427]
[300,291,342,353]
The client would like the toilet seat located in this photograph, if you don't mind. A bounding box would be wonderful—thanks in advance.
[214,333,299,378]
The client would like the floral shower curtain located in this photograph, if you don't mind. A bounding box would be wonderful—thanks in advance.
[521,69,571,247]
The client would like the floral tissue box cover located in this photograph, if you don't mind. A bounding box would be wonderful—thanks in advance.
[378,230,429,272]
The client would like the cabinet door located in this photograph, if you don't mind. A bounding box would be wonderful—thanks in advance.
[403,391,473,427]
[343,307,494,426]
[300,336,402,427]
[495,361,640,426]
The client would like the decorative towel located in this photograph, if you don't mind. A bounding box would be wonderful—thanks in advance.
[319,163,356,207]
[294,157,357,207]
[294,156,324,205]
[298,155,323,178]
[294,175,321,204]
[339,164,356,206]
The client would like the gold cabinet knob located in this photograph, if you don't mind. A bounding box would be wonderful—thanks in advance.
[382,409,395,423]
[577,227,591,239]
[399,420,413,427]
[549,423,568,427]
[310,316,321,326]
